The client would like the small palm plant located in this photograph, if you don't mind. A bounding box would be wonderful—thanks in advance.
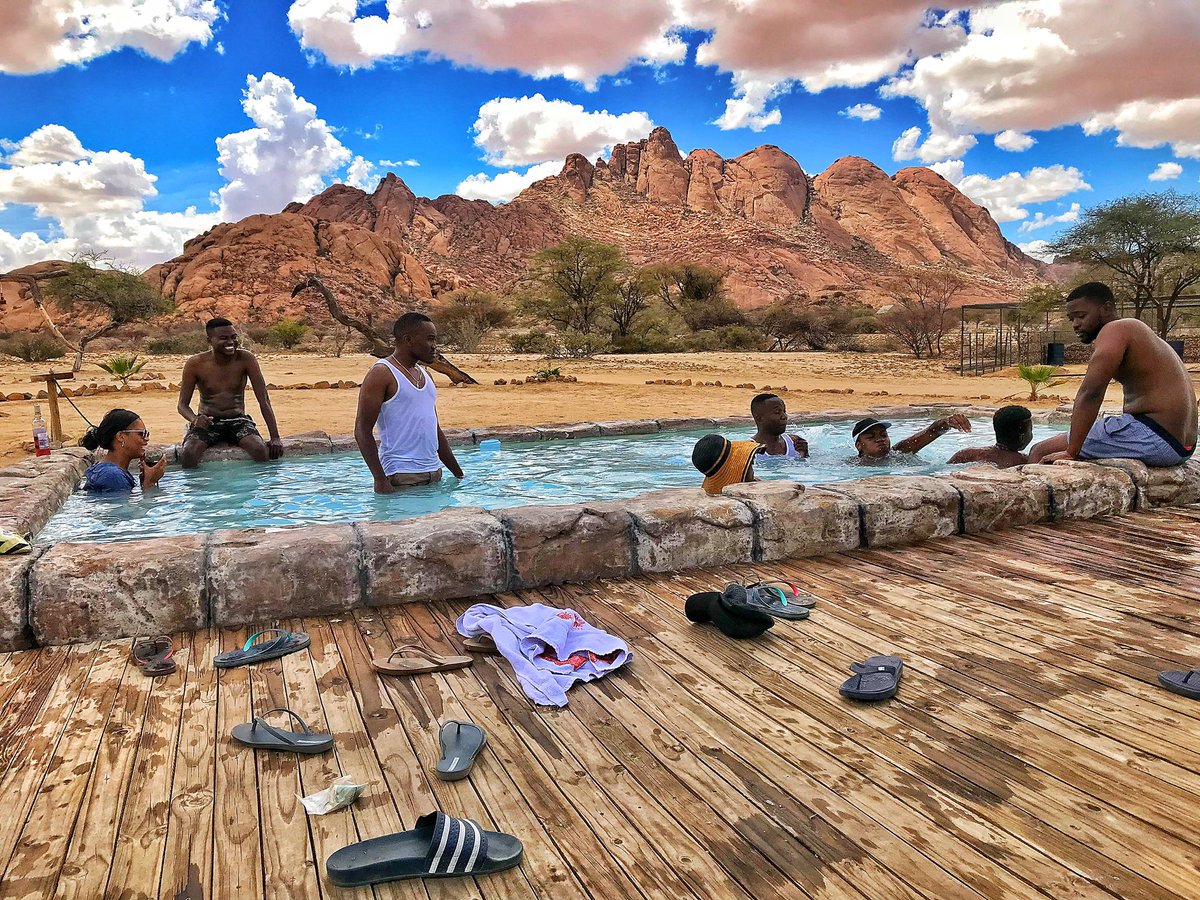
[98,353,147,388]
[1017,363,1066,401]
[535,366,561,381]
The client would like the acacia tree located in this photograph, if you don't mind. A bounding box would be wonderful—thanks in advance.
[1050,191,1200,336]
[431,290,512,352]
[644,263,742,330]
[879,268,964,358]
[524,236,624,337]
[36,257,171,372]
[607,270,653,338]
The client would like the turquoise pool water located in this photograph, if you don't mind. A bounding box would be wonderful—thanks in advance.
[38,418,1065,544]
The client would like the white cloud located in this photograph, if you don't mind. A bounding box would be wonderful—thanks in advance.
[215,40,225,55]
[1017,239,1054,262]
[938,161,1091,223]
[472,95,654,168]
[455,161,562,204]
[891,126,977,164]
[215,73,352,221]
[1149,161,1184,182]
[841,103,882,122]
[714,78,787,131]
[0,124,219,271]
[886,1,1200,161]
[994,130,1035,152]
[380,159,419,168]
[345,156,377,191]
[1018,202,1080,233]
[0,0,220,74]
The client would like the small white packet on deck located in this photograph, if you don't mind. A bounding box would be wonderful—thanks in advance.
[301,775,365,815]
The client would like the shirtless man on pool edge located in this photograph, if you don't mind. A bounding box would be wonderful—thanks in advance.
[1029,282,1197,466]
[177,317,283,468]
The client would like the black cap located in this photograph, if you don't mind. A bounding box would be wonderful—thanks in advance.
[851,417,892,444]
[685,584,774,639]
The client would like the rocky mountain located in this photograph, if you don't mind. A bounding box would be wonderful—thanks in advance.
[32,127,1044,332]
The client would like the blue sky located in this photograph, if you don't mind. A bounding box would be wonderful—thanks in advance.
[0,0,1196,271]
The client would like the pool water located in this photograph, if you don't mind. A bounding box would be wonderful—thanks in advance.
[38,419,1065,544]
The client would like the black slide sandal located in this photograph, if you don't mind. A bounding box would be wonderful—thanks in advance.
[436,721,487,781]
[1158,668,1200,700]
[840,655,904,701]
[232,708,333,753]
[327,811,523,886]
[215,629,310,669]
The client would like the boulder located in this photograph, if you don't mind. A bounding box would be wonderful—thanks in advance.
[709,416,755,429]
[655,417,716,433]
[722,481,859,561]
[281,430,334,455]
[470,425,544,444]
[596,420,660,436]
[1093,458,1200,509]
[625,488,754,573]
[30,536,207,643]
[0,476,76,536]
[532,422,601,440]
[207,525,359,626]
[1017,462,1136,521]
[0,551,38,650]
[330,433,359,453]
[359,509,507,606]
[820,475,961,548]
[948,466,1051,533]
[501,502,633,589]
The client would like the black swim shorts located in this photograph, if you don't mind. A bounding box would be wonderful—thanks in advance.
[186,414,260,447]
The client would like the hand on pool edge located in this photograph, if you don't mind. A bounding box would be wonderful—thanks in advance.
[373,475,396,494]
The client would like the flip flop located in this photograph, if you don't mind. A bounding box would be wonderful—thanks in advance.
[1158,668,1200,700]
[232,708,334,753]
[436,721,487,781]
[840,655,904,701]
[214,629,311,669]
[462,635,498,654]
[132,636,176,677]
[371,644,473,676]
[742,581,813,620]
[326,811,523,886]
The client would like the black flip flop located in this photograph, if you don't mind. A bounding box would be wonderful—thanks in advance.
[214,629,311,669]
[232,708,334,753]
[132,636,176,677]
[840,655,904,701]
[327,811,523,886]
[1158,668,1200,700]
[743,581,813,620]
[436,721,486,781]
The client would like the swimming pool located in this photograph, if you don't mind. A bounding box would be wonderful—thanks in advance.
[38,417,1066,544]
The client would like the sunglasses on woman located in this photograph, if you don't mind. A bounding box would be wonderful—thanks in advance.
[120,429,151,440]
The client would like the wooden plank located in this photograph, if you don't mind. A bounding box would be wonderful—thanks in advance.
[1,642,128,900]
[0,647,72,786]
[157,628,218,900]
[211,628,263,900]
[246,635,323,900]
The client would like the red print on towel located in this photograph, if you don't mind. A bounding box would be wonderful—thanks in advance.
[538,649,622,670]
[556,612,586,628]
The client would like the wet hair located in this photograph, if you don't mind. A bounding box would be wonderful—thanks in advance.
[1065,282,1114,306]
[750,393,782,416]
[691,434,728,474]
[993,405,1032,449]
[81,409,140,451]
[205,316,233,334]
[393,312,433,338]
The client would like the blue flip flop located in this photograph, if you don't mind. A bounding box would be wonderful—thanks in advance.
[214,629,311,669]
[1158,668,1200,700]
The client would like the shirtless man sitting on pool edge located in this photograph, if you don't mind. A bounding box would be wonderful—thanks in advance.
[177,317,283,468]
[1029,282,1197,466]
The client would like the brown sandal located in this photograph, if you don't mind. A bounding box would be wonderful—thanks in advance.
[371,644,474,676]
[462,635,498,654]
[133,635,177,677]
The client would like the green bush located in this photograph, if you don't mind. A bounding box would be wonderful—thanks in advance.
[146,331,209,355]
[97,353,147,387]
[264,319,310,349]
[508,330,557,355]
[0,332,67,362]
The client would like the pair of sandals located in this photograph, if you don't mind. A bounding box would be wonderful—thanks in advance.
[685,580,817,640]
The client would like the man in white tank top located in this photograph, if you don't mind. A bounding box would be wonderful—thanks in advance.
[354,312,465,493]
[750,393,808,458]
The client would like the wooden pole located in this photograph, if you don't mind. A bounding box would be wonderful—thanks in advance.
[30,372,73,444]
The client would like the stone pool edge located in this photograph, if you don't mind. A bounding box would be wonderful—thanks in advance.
[5,404,1196,650]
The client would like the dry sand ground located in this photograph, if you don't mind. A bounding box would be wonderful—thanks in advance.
[0,350,1104,465]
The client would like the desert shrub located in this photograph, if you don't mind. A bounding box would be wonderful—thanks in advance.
[508,330,558,355]
[712,324,762,350]
[146,330,209,355]
[0,332,67,362]
[681,329,722,352]
[559,330,608,358]
[264,319,310,349]
[432,290,512,352]
[610,331,682,353]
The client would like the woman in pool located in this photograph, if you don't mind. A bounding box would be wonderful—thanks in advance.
[81,409,167,493]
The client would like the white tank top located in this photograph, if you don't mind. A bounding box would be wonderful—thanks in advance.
[374,357,440,475]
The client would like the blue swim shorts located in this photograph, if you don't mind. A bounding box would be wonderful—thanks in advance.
[1079,413,1196,467]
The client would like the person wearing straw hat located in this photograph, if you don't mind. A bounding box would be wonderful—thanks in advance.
[691,434,764,495]
[852,414,971,461]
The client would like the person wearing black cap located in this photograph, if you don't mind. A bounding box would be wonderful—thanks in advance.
[948,405,1033,468]
[852,413,971,461]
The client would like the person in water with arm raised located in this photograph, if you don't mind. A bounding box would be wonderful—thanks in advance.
[1029,282,1197,466]
[852,414,971,460]
[355,312,465,494]
[177,317,283,468]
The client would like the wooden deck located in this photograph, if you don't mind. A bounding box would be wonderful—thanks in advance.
[2,507,1200,899]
